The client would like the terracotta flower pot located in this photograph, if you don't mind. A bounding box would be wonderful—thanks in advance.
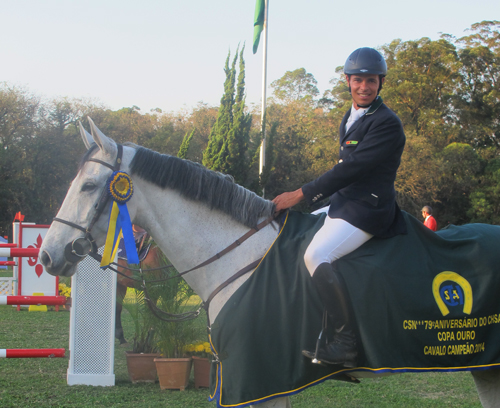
[154,357,192,391]
[126,352,162,383]
[192,356,211,389]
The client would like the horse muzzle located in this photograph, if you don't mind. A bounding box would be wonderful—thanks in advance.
[40,237,97,277]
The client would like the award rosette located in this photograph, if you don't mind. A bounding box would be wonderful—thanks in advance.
[100,171,139,268]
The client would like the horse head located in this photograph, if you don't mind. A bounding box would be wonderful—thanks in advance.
[39,118,135,277]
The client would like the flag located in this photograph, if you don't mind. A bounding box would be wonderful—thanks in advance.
[253,0,265,54]
[14,212,25,222]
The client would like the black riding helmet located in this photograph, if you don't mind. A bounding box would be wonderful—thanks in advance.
[344,47,387,98]
[344,47,387,76]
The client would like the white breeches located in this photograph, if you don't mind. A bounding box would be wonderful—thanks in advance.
[304,206,373,275]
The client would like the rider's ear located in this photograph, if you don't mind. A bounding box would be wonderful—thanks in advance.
[87,117,117,157]
[79,121,95,150]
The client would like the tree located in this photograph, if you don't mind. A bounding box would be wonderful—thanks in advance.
[0,85,39,236]
[202,47,254,187]
[467,158,500,224]
[262,69,335,209]
[381,38,461,149]
[435,143,483,225]
[270,68,319,105]
[177,129,195,159]
[452,21,500,149]
[203,50,238,171]
[226,45,252,185]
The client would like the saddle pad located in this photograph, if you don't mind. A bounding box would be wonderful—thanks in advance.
[208,211,500,407]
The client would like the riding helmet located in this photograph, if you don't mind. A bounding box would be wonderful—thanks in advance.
[344,47,387,76]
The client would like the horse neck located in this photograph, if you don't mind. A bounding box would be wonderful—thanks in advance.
[133,179,278,306]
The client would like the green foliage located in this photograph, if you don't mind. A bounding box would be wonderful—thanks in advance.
[203,50,238,171]
[122,248,202,357]
[468,158,500,224]
[178,128,195,159]
[270,68,320,105]
[202,47,253,186]
[122,288,159,354]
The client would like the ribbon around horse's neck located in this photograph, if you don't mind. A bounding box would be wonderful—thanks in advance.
[100,171,139,268]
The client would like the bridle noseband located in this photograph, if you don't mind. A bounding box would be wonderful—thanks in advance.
[53,144,123,264]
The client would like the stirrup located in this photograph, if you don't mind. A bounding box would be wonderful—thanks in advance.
[311,309,328,364]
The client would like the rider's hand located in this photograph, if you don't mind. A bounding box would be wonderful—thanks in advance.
[272,188,305,212]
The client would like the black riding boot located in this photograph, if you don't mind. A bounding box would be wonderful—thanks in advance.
[302,262,358,367]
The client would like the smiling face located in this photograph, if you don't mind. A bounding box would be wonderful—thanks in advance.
[346,73,384,109]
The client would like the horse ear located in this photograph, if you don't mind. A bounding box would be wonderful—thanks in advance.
[79,121,95,150]
[87,117,116,156]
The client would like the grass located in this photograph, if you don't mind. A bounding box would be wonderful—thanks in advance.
[0,303,484,408]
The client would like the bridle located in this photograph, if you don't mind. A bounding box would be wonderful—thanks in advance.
[50,142,281,323]
[53,144,124,264]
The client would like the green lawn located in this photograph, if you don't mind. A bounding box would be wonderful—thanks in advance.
[0,304,483,408]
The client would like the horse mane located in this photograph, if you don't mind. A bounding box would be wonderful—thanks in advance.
[129,146,275,228]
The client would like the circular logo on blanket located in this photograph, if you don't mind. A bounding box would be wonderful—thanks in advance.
[432,271,473,316]
[107,171,133,203]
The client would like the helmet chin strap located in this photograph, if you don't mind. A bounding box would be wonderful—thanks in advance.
[356,102,372,108]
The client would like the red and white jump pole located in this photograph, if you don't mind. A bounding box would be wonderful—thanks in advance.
[0,246,39,258]
[0,348,65,358]
[0,295,68,306]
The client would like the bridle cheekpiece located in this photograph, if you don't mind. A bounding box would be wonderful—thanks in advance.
[53,144,124,265]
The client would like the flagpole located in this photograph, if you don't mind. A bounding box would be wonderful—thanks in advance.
[258,0,269,198]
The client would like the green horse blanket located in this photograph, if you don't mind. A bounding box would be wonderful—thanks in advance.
[208,211,500,407]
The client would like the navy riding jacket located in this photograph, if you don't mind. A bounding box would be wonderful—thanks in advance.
[301,97,407,238]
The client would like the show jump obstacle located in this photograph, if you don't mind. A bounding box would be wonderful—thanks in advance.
[0,227,68,359]
[0,216,59,312]
[0,214,116,386]
[0,348,66,358]
[0,291,67,358]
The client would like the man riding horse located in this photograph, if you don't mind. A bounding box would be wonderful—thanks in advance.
[273,47,407,368]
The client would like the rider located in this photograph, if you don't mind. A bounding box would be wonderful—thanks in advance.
[272,47,407,367]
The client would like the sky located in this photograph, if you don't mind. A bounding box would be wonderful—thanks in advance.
[1,0,499,114]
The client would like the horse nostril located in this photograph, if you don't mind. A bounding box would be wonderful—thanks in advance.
[40,250,52,268]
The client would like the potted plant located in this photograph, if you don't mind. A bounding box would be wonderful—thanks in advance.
[122,288,161,383]
[184,341,212,389]
[153,271,202,391]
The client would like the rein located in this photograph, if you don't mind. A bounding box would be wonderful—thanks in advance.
[88,215,277,321]
[52,143,279,322]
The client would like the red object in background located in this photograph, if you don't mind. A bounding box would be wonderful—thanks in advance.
[14,212,25,222]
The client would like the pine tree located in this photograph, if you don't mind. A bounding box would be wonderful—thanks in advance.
[203,50,238,171]
[226,45,252,184]
[202,46,253,187]
[177,128,195,159]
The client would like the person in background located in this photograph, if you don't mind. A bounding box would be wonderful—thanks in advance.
[422,206,437,232]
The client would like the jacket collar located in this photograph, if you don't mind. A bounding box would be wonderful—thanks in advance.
[365,96,383,116]
[340,96,384,141]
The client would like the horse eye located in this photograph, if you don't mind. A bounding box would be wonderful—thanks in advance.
[81,182,96,192]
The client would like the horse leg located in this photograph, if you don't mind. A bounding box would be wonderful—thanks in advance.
[472,368,500,408]
[115,281,128,344]
[250,397,291,408]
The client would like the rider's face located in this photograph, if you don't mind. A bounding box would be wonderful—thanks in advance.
[347,74,383,108]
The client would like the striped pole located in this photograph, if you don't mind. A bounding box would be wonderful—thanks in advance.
[0,348,66,358]
[0,247,39,258]
[0,295,68,306]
